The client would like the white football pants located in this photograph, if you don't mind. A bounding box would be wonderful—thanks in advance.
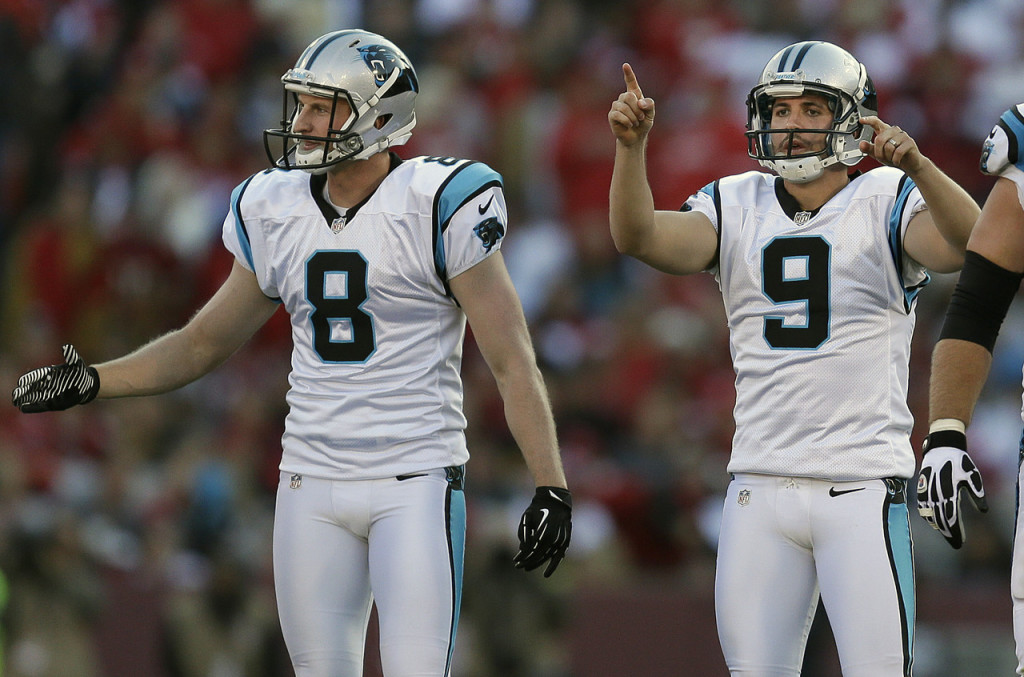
[273,468,466,677]
[716,474,915,677]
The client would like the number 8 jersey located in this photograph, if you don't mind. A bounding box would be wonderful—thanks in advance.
[221,155,505,480]
[684,167,928,481]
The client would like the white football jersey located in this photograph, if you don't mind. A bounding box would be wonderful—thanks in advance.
[685,168,928,480]
[980,104,1024,422]
[222,154,507,480]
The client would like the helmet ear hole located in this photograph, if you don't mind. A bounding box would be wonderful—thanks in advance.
[374,114,392,130]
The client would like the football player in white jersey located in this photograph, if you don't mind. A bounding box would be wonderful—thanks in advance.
[608,41,980,675]
[12,29,571,677]
[920,103,1024,673]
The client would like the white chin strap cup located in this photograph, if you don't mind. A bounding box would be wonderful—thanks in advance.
[766,146,865,183]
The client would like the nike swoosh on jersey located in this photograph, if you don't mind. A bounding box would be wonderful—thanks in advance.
[478,194,495,214]
[828,487,866,497]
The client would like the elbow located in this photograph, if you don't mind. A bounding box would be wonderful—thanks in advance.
[179,325,230,378]
[927,247,968,275]
[933,260,964,275]
[491,353,543,395]
[610,233,634,256]
[609,226,647,259]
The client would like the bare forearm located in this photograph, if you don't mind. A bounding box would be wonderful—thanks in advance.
[929,338,992,426]
[494,362,567,489]
[95,263,277,398]
[909,159,980,253]
[95,325,231,398]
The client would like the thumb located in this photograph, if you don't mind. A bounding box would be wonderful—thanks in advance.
[62,344,83,367]
[967,488,989,513]
[641,97,656,120]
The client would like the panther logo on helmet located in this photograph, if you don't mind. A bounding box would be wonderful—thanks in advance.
[359,45,404,86]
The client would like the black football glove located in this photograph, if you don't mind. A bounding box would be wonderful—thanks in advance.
[514,486,572,577]
[12,344,100,413]
[916,429,988,549]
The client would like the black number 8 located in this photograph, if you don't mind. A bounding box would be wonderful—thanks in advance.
[306,251,376,362]
[761,236,830,350]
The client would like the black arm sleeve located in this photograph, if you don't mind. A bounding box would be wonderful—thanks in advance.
[939,250,1023,352]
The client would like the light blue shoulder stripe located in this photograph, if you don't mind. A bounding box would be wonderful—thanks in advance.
[432,161,503,286]
[436,161,503,228]
[229,175,257,271]
[1001,106,1024,170]
[1002,107,1024,146]
[888,176,929,311]
[697,180,723,234]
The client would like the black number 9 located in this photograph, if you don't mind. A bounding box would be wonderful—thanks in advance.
[761,236,830,350]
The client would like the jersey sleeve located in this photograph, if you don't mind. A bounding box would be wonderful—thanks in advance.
[892,174,929,301]
[681,181,721,233]
[980,103,1024,209]
[680,180,723,274]
[221,173,280,299]
[435,161,506,281]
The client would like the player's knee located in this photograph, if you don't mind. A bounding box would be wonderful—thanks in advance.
[379,637,452,677]
[291,655,364,677]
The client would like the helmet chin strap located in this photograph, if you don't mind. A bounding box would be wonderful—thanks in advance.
[294,67,410,170]
[765,156,827,183]
[766,143,865,183]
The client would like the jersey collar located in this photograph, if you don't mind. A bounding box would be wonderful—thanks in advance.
[774,171,862,224]
[308,152,405,229]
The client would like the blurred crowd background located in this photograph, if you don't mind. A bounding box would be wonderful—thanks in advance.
[1,0,1023,675]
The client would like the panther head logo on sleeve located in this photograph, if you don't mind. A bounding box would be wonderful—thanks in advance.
[473,217,505,252]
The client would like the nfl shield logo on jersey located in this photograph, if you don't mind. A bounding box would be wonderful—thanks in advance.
[738,489,751,506]
[290,474,302,489]
[331,216,347,234]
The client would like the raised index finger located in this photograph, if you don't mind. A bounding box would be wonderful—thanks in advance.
[622,63,643,99]
[858,115,886,135]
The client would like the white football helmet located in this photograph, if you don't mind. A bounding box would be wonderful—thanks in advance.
[264,29,418,172]
[745,41,877,183]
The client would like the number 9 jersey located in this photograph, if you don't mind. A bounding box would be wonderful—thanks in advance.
[221,155,505,480]
[684,167,928,481]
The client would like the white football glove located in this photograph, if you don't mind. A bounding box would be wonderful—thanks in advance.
[916,430,987,550]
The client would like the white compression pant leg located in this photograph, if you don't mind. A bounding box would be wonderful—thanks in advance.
[371,471,465,677]
[716,474,914,677]
[272,469,465,677]
[716,475,820,676]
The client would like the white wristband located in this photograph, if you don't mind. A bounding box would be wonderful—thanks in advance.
[929,418,967,435]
